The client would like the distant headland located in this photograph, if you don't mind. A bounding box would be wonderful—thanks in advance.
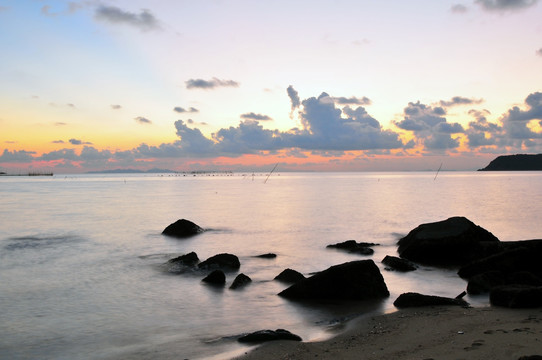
[478,154,542,171]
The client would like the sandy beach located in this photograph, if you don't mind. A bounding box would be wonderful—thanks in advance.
[234,305,542,360]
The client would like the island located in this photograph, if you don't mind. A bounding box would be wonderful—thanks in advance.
[478,154,542,171]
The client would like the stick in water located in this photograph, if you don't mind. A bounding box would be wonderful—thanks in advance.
[434,162,443,181]
[264,163,279,184]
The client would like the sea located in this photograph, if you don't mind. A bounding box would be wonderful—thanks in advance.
[1,171,541,360]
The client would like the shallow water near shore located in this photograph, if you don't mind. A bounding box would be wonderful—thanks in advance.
[1,171,541,359]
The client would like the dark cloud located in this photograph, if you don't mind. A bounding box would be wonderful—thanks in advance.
[135,116,152,124]
[287,85,301,113]
[111,104,122,110]
[395,101,463,150]
[185,78,239,90]
[39,149,78,161]
[173,106,199,113]
[214,120,283,154]
[52,140,65,144]
[503,92,542,122]
[95,6,160,31]
[69,138,92,145]
[439,96,484,107]
[333,96,372,106]
[240,112,272,121]
[475,0,538,11]
[451,4,469,13]
[0,149,36,163]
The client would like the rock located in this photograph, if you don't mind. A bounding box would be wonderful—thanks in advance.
[382,255,417,272]
[230,273,252,289]
[167,251,199,266]
[478,153,542,171]
[490,285,542,308]
[202,270,226,285]
[458,241,542,279]
[162,219,204,238]
[255,253,277,259]
[278,260,389,301]
[398,217,500,266]
[198,253,240,270]
[518,356,542,360]
[327,240,377,255]
[274,269,306,284]
[393,292,469,308]
[238,329,302,343]
[467,270,542,295]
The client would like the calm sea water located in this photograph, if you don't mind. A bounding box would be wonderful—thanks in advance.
[1,171,541,359]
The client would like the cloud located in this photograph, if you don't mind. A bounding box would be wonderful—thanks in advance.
[475,0,538,11]
[537,48,542,57]
[0,6,8,13]
[173,106,199,113]
[240,112,272,121]
[185,78,239,90]
[39,148,78,161]
[135,116,152,124]
[287,85,301,112]
[333,96,372,105]
[500,92,542,140]
[451,4,469,13]
[111,104,122,110]
[0,149,36,163]
[439,96,484,107]
[395,101,463,150]
[52,140,65,144]
[69,138,93,145]
[95,6,160,31]
[55,122,67,126]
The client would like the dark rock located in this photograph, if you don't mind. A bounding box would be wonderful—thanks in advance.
[467,270,542,295]
[162,219,204,238]
[230,273,252,289]
[198,253,240,270]
[202,270,226,285]
[490,285,542,308]
[393,292,469,308]
[398,216,500,266]
[458,243,542,279]
[382,255,417,272]
[478,153,542,171]
[274,269,306,284]
[238,329,302,343]
[167,251,199,266]
[327,240,378,255]
[278,260,389,301]
[255,253,277,259]
[518,356,542,360]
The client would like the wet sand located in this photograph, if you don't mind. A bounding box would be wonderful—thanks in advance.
[233,305,542,360]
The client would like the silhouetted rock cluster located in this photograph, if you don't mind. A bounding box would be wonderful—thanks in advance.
[238,329,302,343]
[478,153,542,171]
[326,240,378,255]
[393,292,468,308]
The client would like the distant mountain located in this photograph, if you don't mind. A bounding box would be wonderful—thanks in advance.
[478,154,542,171]
[87,168,176,174]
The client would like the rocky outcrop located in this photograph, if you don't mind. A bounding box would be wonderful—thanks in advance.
[255,253,277,259]
[198,253,240,270]
[490,285,542,308]
[274,269,306,284]
[326,240,377,255]
[162,219,204,238]
[382,255,417,272]
[478,154,542,171]
[467,270,542,295]
[398,217,500,266]
[230,273,252,289]
[238,329,302,343]
[202,270,226,285]
[393,292,469,308]
[278,260,389,301]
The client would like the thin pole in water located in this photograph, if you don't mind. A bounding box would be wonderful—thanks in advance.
[434,162,443,181]
[264,163,279,184]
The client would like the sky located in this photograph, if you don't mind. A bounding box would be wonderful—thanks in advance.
[1,0,542,173]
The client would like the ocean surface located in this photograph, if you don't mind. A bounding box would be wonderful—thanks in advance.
[1,171,541,359]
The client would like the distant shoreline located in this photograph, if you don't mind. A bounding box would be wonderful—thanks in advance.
[0,172,53,176]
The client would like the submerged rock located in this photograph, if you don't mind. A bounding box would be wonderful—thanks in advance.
[274,269,306,284]
[202,270,226,285]
[167,251,199,266]
[230,273,252,289]
[382,255,417,272]
[398,216,500,266]
[238,329,302,343]
[198,253,240,270]
[327,240,377,255]
[393,292,469,308]
[255,253,277,259]
[162,219,204,238]
[278,260,389,301]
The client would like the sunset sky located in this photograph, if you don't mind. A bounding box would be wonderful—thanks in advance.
[1,0,542,173]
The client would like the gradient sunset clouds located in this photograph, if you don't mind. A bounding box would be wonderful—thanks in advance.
[1,0,542,173]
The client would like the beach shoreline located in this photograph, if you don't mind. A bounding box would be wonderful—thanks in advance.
[233,305,542,360]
